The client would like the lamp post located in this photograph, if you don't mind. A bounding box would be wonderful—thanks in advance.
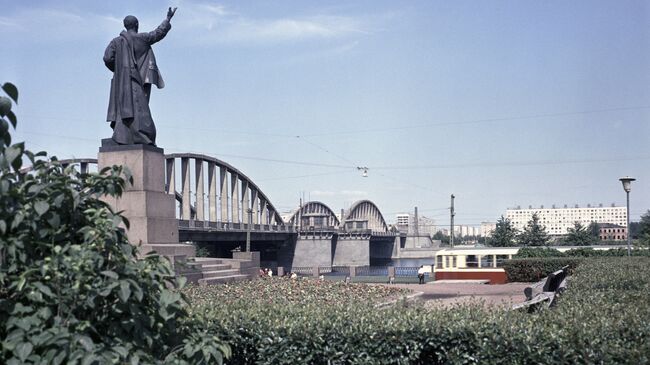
[619,177,635,256]
[246,208,252,252]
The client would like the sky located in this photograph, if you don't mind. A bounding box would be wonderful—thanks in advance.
[1,0,649,226]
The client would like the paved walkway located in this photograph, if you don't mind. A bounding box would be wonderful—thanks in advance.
[378,282,530,308]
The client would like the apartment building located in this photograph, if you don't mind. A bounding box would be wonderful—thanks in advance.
[506,204,626,236]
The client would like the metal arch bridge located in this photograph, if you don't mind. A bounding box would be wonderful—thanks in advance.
[53,156,399,239]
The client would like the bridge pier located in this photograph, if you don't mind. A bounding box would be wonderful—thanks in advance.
[332,234,370,267]
[98,140,195,258]
[277,234,333,269]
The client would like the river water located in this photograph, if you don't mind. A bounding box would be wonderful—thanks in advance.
[370,257,437,267]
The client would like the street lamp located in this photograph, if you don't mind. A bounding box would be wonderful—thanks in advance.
[619,176,635,256]
[246,208,252,252]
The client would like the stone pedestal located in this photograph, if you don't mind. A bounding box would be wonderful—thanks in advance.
[98,140,195,258]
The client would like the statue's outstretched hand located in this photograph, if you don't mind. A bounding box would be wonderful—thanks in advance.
[167,7,177,21]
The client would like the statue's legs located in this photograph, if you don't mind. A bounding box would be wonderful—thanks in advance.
[111,81,156,145]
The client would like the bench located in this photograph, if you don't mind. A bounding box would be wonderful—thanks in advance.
[512,265,569,312]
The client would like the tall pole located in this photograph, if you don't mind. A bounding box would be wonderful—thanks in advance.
[626,191,631,256]
[620,176,635,257]
[299,197,302,231]
[246,208,252,252]
[450,194,455,247]
[414,206,419,237]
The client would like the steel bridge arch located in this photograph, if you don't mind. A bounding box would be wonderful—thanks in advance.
[287,201,340,229]
[343,200,389,233]
[33,155,287,226]
[165,153,285,225]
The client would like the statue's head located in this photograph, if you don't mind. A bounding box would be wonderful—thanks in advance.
[123,15,139,32]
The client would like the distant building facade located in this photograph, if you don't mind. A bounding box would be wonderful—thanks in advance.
[480,222,497,237]
[459,225,480,237]
[598,223,627,241]
[395,213,436,236]
[436,225,480,237]
[506,204,627,236]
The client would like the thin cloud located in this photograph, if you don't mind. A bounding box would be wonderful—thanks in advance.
[0,7,119,42]
[218,16,367,43]
[0,17,19,28]
[172,1,374,45]
[1,2,380,47]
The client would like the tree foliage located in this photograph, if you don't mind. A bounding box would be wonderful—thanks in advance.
[587,221,600,239]
[517,213,550,247]
[0,83,229,364]
[432,231,450,246]
[563,221,594,246]
[638,210,650,246]
[487,215,517,247]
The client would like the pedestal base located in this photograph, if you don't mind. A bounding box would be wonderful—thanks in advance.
[98,141,195,258]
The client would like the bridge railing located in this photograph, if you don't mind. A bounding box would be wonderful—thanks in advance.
[178,219,296,233]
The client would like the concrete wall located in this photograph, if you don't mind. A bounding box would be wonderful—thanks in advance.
[278,237,332,268]
[404,235,435,249]
[333,238,369,266]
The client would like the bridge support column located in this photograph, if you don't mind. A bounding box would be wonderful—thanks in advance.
[332,236,370,266]
[279,235,333,269]
[98,140,195,258]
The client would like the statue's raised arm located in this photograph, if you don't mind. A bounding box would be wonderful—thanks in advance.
[167,7,177,21]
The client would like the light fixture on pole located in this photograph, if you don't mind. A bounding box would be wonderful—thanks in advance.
[619,176,635,256]
[357,167,368,177]
[246,208,252,252]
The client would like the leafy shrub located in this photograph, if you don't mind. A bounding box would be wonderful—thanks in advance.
[185,258,650,364]
[0,83,228,364]
[564,247,650,257]
[514,247,564,258]
[503,258,582,282]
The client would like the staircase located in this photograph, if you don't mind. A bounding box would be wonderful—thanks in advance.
[191,257,250,285]
[175,251,261,285]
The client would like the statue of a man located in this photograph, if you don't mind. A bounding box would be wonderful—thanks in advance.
[103,7,177,146]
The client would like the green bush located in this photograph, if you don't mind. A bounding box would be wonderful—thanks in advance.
[514,247,564,258]
[0,83,228,364]
[564,247,650,257]
[185,258,650,364]
[503,258,582,282]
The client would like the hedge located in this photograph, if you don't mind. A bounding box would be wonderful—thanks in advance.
[503,257,582,282]
[184,257,650,364]
[514,247,564,258]
[514,246,650,258]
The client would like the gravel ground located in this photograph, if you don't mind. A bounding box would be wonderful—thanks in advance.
[376,282,531,308]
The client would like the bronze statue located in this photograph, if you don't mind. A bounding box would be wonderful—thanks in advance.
[104,7,177,145]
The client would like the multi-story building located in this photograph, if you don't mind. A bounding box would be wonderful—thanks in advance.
[598,223,627,241]
[459,225,480,237]
[480,222,497,237]
[437,225,479,237]
[395,213,436,236]
[505,204,626,236]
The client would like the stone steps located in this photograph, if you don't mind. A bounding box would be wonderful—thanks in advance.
[198,263,232,271]
[201,269,242,278]
[186,257,253,285]
[191,258,224,265]
[199,274,250,285]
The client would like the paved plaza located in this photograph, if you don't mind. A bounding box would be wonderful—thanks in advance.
[378,282,531,308]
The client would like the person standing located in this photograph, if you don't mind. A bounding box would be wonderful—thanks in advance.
[417,265,426,284]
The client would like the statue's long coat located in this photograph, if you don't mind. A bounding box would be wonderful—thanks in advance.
[104,20,171,145]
